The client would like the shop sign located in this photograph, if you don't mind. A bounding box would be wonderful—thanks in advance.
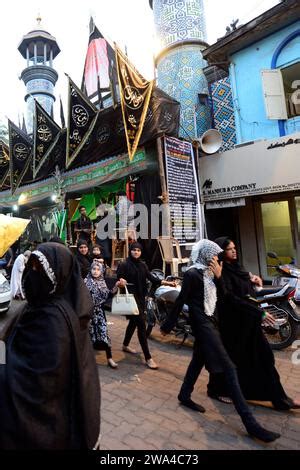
[200,132,300,202]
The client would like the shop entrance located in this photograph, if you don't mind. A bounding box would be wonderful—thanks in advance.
[256,196,300,279]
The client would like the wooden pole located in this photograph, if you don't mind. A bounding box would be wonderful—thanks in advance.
[156,136,171,237]
[194,143,207,239]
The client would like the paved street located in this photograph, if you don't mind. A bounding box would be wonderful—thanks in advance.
[1,304,300,451]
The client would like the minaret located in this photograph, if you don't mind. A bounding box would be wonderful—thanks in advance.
[149,0,211,139]
[18,15,60,133]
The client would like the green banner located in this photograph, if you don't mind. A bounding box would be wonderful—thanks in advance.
[71,179,126,222]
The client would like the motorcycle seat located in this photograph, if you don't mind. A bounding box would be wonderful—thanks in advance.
[256,286,286,296]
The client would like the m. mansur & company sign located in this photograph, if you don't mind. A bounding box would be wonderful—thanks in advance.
[199,132,300,202]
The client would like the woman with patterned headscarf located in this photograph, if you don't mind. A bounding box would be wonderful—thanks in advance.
[85,261,122,369]
[0,242,100,449]
[161,239,280,443]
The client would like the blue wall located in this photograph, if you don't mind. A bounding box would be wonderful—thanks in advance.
[229,20,300,143]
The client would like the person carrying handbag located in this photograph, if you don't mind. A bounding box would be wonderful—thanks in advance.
[85,262,123,369]
[117,242,175,370]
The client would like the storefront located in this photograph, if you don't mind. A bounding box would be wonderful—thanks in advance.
[200,132,300,279]
[0,146,157,245]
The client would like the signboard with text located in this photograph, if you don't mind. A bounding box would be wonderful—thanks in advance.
[164,136,202,244]
[200,132,300,202]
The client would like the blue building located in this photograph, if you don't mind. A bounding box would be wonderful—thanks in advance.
[149,0,211,139]
[200,0,300,279]
[18,16,60,133]
[203,0,300,144]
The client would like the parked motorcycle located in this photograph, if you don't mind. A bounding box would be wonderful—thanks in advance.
[268,251,300,303]
[145,269,192,346]
[249,280,300,350]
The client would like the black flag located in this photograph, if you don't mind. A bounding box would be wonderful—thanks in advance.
[0,139,10,190]
[60,96,66,128]
[8,120,33,194]
[33,100,61,178]
[115,44,154,161]
[66,76,98,168]
[81,17,118,108]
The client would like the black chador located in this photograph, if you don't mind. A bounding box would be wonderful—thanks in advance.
[0,242,100,449]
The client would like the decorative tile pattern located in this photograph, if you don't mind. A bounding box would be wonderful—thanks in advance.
[157,46,210,138]
[210,77,236,151]
[153,0,207,47]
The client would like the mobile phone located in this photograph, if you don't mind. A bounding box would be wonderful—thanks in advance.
[218,252,224,263]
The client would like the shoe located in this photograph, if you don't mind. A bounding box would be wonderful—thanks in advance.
[146,358,158,369]
[242,415,280,443]
[107,358,118,369]
[178,395,206,413]
[122,345,137,354]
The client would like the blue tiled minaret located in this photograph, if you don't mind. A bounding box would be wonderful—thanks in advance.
[149,0,211,138]
[18,16,60,133]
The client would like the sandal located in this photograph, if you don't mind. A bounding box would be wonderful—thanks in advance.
[208,392,232,404]
[107,358,118,369]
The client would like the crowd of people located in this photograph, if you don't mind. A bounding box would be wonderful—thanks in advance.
[0,231,299,448]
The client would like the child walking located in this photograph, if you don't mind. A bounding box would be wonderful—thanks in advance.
[85,261,121,369]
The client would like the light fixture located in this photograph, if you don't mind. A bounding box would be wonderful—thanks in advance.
[51,194,58,202]
[18,193,28,205]
[12,204,18,212]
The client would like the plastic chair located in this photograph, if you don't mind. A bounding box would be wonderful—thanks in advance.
[157,237,189,276]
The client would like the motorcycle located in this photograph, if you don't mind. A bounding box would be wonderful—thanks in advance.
[268,251,300,304]
[145,269,192,346]
[249,280,300,350]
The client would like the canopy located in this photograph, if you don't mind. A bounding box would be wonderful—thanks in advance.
[0,214,30,257]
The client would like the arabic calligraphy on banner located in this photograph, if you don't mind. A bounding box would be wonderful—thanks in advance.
[115,45,154,162]
[8,120,33,194]
[66,77,98,169]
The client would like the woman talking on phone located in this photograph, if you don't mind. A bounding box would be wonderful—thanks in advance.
[161,239,281,443]
[207,236,300,411]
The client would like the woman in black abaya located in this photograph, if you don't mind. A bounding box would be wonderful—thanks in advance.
[0,242,101,449]
[117,242,175,369]
[207,237,300,410]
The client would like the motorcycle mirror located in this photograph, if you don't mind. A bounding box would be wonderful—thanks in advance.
[267,251,279,259]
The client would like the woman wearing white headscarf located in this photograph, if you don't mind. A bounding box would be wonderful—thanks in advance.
[10,250,31,300]
[161,239,280,443]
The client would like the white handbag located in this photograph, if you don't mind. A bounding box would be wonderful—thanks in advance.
[111,286,139,316]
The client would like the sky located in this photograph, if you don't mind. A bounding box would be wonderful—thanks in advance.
[0,0,279,125]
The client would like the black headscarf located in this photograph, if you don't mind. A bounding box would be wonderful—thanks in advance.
[117,242,150,301]
[214,236,254,297]
[76,239,92,279]
[0,242,100,449]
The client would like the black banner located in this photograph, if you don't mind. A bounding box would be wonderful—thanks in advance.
[68,87,180,170]
[164,136,202,244]
[8,120,33,194]
[140,88,180,145]
[19,129,66,188]
[33,100,61,178]
[115,45,154,161]
[0,140,10,190]
[66,77,98,168]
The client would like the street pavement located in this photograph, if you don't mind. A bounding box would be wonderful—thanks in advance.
[1,303,300,451]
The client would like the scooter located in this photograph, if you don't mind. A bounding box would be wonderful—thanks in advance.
[145,269,192,346]
[249,280,300,350]
[268,251,300,303]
